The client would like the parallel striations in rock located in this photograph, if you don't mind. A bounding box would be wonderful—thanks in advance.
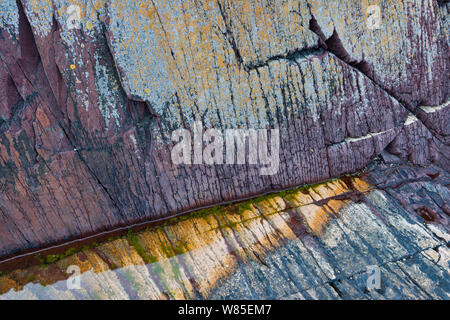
[0,166,448,299]
[0,0,448,257]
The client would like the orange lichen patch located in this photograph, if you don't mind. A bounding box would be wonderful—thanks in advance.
[134,229,170,262]
[297,204,332,236]
[236,204,260,220]
[160,221,239,297]
[97,239,145,268]
[285,190,315,207]
[269,210,304,242]
[324,180,351,195]
[309,183,341,201]
[0,261,69,293]
[0,277,19,294]
[352,177,372,193]
[287,179,351,207]
[239,209,294,252]
[254,196,287,215]
[214,0,317,64]
[128,218,239,299]
[214,210,242,231]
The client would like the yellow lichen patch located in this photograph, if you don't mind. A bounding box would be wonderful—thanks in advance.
[326,199,349,215]
[254,196,286,215]
[297,204,332,236]
[286,190,315,207]
[287,179,351,207]
[98,239,145,268]
[57,250,110,275]
[0,276,19,294]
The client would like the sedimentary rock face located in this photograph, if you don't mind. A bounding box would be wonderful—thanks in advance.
[0,166,449,299]
[0,0,448,263]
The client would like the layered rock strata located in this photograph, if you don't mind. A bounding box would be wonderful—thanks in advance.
[0,0,448,258]
[0,164,448,299]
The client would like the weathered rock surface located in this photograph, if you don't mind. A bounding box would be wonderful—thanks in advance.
[0,165,448,299]
[0,0,448,258]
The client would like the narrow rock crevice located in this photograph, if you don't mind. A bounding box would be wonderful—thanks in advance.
[245,46,325,71]
[92,1,161,120]
[308,14,448,164]
[309,16,375,80]
[216,0,245,68]
[12,0,128,222]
